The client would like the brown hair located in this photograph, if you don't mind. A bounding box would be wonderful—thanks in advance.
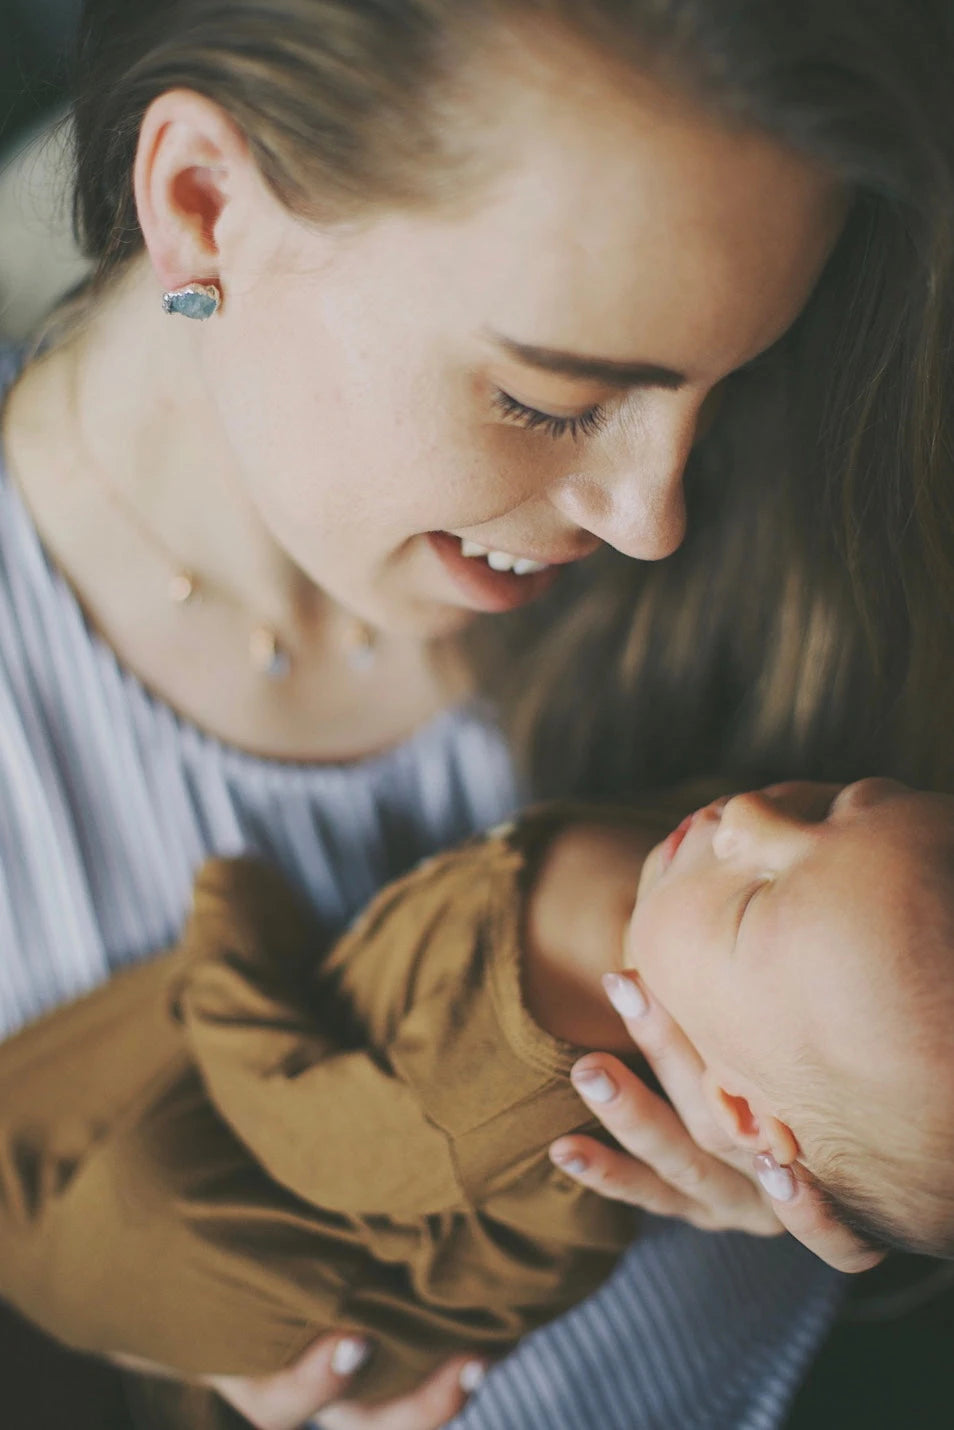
[808,1068,954,1259]
[65,0,954,797]
[817,1153,954,1260]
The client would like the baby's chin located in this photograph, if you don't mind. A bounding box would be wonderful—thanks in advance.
[622,843,665,976]
[634,840,665,903]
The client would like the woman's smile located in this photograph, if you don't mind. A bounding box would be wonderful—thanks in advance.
[426,530,571,612]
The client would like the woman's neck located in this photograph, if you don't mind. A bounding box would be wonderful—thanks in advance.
[60,262,314,636]
[1,264,464,762]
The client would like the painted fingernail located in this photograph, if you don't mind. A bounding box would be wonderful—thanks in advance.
[754,1152,797,1202]
[602,972,648,1019]
[550,1147,588,1176]
[459,1360,487,1393]
[331,1336,371,1376]
[572,1067,618,1104]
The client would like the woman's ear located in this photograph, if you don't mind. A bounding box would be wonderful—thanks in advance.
[133,88,271,296]
[701,1067,799,1164]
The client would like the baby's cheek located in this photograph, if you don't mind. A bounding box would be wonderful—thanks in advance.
[621,909,644,972]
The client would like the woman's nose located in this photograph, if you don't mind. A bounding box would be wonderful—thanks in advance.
[547,398,699,560]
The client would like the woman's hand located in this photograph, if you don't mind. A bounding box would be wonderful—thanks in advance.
[207,1337,486,1430]
[549,973,884,1272]
[118,1337,486,1430]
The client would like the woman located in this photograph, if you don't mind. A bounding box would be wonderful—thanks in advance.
[0,1,951,1427]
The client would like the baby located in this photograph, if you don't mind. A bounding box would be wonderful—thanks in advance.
[534,775,954,1259]
[656,778,954,1257]
[0,776,950,1406]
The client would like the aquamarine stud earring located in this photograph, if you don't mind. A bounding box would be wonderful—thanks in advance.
[161,281,222,320]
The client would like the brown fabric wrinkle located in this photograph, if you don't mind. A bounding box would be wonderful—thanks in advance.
[180,861,465,1219]
[0,800,656,1403]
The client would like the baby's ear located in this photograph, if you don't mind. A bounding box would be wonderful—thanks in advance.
[701,1068,798,1164]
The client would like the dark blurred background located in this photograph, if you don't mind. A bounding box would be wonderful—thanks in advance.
[0,0,80,147]
[0,0,87,339]
[1,7,132,1420]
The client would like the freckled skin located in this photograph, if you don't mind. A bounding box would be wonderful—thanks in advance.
[73,33,845,641]
[3,27,846,765]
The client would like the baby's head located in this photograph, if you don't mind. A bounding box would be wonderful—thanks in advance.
[626,778,954,1257]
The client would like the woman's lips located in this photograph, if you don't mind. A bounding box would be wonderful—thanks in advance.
[427,531,565,613]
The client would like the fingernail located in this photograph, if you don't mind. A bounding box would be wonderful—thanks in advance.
[754,1152,797,1202]
[602,972,648,1019]
[459,1360,486,1393]
[331,1336,371,1376]
[572,1067,618,1104]
[551,1147,588,1176]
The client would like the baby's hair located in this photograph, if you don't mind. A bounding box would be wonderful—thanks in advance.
[800,823,954,1261]
[816,1164,954,1261]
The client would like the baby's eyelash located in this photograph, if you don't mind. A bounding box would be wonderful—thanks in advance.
[492,389,608,442]
[736,878,769,936]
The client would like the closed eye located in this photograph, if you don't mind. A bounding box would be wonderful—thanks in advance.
[735,877,771,940]
[492,388,608,442]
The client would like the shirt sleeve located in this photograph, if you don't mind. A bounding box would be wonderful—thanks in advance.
[177,858,462,1218]
[178,805,655,1226]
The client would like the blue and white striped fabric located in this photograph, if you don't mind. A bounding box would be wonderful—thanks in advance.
[0,343,844,1427]
[448,1220,841,1430]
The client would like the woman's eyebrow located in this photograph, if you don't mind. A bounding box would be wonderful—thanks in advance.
[484,330,689,391]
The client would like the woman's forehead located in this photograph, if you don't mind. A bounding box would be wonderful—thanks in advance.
[445,31,845,328]
[296,66,845,388]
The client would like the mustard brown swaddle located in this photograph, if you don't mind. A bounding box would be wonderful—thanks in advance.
[0,807,643,1402]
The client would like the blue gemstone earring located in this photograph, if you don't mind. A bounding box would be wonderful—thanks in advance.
[161,281,222,320]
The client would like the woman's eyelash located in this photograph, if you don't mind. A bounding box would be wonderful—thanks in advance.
[492,388,608,441]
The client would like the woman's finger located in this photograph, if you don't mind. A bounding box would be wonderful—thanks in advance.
[563,1055,780,1232]
[753,1154,885,1273]
[205,1333,372,1430]
[602,973,747,1166]
[592,975,884,1266]
[550,1133,781,1234]
[317,1356,487,1430]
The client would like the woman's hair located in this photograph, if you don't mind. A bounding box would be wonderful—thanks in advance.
[66,1,954,798]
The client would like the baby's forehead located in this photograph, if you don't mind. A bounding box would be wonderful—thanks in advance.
[829,787,954,872]
[826,796,954,927]
[781,794,954,1043]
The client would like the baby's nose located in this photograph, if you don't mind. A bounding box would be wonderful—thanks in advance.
[713,791,812,863]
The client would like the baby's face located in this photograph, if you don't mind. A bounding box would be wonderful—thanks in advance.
[626,778,954,1133]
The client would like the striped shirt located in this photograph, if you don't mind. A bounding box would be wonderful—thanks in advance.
[0,343,843,1428]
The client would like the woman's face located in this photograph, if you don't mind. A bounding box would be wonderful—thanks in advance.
[197,34,846,636]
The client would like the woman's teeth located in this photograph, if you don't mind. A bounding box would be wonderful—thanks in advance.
[459,539,550,576]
